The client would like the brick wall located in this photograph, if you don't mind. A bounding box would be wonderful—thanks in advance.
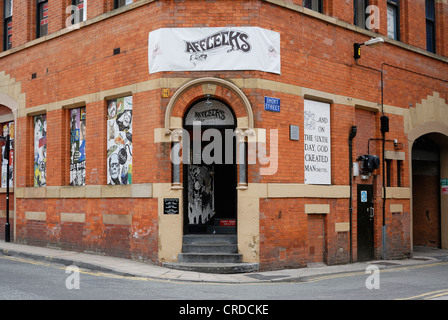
[0,0,446,266]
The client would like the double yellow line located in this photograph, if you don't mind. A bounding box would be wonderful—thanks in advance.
[397,289,448,300]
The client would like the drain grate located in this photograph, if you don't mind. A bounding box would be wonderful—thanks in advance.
[372,262,400,266]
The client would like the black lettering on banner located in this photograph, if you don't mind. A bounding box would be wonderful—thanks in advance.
[185,30,251,54]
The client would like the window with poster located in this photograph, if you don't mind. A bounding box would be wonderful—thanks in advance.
[71,0,87,24]
[1,122,14,189]
[34,114,46,187]
[3,0,12,50]
[37,0,48,38]
[69,107,86,186]
[106,96,133,185]
[387,0,400,41]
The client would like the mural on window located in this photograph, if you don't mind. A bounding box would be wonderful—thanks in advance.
[1,122,14,188]
[107,96,132,185]
[34,115,47,187]
[70,107,86,186]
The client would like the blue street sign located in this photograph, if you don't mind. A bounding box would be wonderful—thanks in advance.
[264,96,280,112]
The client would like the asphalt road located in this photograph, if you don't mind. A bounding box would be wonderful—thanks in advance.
[1,254,447,303]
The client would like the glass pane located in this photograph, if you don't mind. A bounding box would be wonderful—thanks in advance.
[354,0,366,28]
[426,0,435,20]
[426,21,435,53]
[5,0,12,18]
[116,0,133,8]
[387,5,396,39]
[38,1,48,37]
[5,18,12,50]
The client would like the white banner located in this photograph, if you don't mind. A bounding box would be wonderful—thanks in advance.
[148,27,280,74]
[304,100,331,185]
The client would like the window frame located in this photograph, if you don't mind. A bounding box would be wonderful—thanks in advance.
[303,0,323,14]
[425,0,436,53]
[354,0,369,30]
[387,0,400,41]
[114,0,133,10]
[71,0,87,25]
[36,0,48,39]
[3,0,13,51]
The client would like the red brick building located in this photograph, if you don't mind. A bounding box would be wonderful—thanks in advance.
[0,0,447,272]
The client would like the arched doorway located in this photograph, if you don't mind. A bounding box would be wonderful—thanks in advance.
[412,133,448,248]
[182,97,237,234]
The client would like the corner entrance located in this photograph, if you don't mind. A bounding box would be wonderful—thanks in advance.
[183,98,237,234]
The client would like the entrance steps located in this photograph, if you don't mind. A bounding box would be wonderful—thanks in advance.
[162,234,259,274]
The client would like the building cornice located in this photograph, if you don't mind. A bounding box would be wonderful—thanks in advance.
[0,0,446,63]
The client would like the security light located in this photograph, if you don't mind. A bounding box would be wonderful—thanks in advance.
[354,37,384,60]
[364,37,385,47]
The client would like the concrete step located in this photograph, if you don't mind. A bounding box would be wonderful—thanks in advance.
[178,252,242,263]
[183,234,237,245]
[182,243,238,254]
[206,225,236,234]
[162,262,259,274]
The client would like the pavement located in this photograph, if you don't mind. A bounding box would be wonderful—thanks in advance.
[1,241,447,284]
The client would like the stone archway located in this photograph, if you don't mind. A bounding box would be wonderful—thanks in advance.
[406,92,448,250]
[156,77,263,264]
[164,77,254,131]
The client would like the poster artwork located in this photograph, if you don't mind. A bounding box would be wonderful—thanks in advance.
[1,122,14,188]
[304,100,331,185]
[34,114,47,187]
[70,107,86,186]
[187,164,215,225]
[107,96,133,185]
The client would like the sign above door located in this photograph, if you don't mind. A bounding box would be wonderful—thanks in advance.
[184,99,235,127]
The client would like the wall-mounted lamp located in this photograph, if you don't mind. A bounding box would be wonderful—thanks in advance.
[354,37,385,60]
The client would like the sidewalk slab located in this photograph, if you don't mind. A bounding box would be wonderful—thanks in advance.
[0,241,445,284]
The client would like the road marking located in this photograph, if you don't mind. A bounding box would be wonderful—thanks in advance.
[397,289,448,300]
[304,261,448,283]
[2,254,448,287]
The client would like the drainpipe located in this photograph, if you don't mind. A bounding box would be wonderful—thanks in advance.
[349,126,357,263]
[381,63,387,260]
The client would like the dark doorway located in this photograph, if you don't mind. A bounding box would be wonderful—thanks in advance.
[357,184,374,261]
[183,98,237,234]
[412,134,441,248]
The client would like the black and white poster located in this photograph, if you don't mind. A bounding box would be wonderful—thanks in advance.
[1,122,13,188]
[187,164,214,225]
[148,27,280,74]
[34,114,47,187]
[70,107,86,186]
[304,100,331,185]
[107,96,133,185]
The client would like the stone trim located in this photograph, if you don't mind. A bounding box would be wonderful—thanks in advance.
[25,211,46,221]
[305,204,330,214]
[15,184,153,199]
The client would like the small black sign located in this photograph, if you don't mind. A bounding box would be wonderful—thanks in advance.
[164,198,179,215]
